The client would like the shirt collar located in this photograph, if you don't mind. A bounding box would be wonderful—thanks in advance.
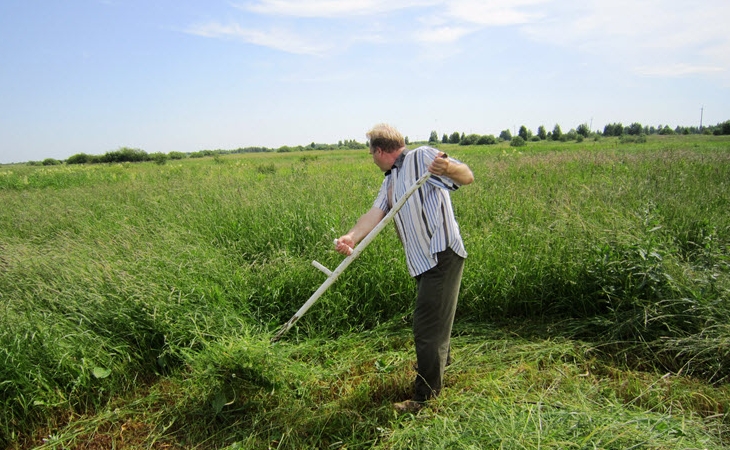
[384,150,408,176]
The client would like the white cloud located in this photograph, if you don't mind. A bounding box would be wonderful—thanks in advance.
[238,0,439,18]
[443,0,548,26]
[519,0,730,77]
[191,0,730,79]
[635,63,726,78]
[186,22,331,55]
[412,25,474,44]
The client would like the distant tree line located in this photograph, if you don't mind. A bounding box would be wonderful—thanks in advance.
[23,119,729,166]
[56,140,367,166]
[428,119,730,148]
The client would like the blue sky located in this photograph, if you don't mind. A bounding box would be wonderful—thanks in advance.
[1,0,729,164]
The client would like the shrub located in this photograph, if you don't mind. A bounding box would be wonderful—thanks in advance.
[477,135,497,145]
[67,153,92,164]
[510,136,526,147]
[460,134,481,145]
[100,147,149,163]
[150,152,168,165]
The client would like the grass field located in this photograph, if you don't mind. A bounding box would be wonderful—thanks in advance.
[1,135,729,448]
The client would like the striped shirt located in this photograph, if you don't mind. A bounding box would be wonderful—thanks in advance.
[373,146,467,277]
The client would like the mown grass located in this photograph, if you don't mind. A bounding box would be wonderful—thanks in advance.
[17,322,729,449]
[1,135,729,448]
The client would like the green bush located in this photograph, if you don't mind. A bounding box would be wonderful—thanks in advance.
[509,136,526,147]
[150,152,168,165]
[477,135,497,145]
[100,147,149,163]
[460,134,481,145]
[67,153,93,164]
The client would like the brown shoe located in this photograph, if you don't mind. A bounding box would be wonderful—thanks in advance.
[393,400,424,414]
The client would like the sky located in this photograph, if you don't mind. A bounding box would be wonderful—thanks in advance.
[1,1,729,164]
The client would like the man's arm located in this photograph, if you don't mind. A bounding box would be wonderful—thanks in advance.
[429,152,474,186]
[335,207,387,255]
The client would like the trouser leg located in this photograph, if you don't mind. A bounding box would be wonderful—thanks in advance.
[412,248,464,402]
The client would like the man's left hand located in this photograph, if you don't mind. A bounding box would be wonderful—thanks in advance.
[428,152,450,176]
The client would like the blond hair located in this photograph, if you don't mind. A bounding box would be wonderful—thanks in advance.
[366,123,405,153]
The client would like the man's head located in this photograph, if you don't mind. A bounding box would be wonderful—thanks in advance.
[366,123,405,172]
[366,123,405,154]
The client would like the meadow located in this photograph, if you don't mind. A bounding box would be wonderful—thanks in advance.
[1,135,729,448]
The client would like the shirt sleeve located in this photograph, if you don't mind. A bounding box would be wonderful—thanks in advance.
[372,176,390,212]
[418,146,461,191]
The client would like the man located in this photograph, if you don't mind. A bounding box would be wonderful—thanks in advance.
[335,123,474,413]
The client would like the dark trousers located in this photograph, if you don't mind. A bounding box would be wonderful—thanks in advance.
[413,248,465,402]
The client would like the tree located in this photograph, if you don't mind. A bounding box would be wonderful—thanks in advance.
[603,123,623,137]
[518,125,531,141]
[626,122,643,136]
[537,125,547,140]
[551,124,562,141]
[449,132,461,144]
[576,123,590,137]
[442,134,449,144]
[499,129,512,141]
[429,130,439,143]
[460,134,480,145]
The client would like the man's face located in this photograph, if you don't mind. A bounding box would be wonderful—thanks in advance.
[370,146,390,172]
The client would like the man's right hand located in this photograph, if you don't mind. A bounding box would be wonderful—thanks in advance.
[334,236,355,256]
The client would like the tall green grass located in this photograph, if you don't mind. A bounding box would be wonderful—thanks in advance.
[1,136,729,447]
[455,139,730,382]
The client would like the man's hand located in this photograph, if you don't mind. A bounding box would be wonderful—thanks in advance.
[334,235,355,256]
[334,207,386,256]
[428,152,475,185]
[428,152,450,176]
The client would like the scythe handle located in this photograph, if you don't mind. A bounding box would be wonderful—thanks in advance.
[271,154,446,343]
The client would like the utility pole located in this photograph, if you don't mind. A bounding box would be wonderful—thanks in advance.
[700,106,704,132]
